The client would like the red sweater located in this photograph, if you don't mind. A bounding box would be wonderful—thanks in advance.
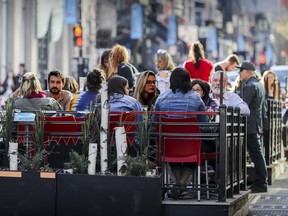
[183,59,213,82]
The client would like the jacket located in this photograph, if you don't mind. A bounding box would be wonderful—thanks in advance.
[242,76,267,134]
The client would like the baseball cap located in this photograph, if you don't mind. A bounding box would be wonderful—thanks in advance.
[236,61,256,71]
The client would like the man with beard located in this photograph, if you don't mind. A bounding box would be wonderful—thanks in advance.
[210,71,250,117]
[45,69,73,110]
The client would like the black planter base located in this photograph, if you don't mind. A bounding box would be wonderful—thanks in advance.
[56,173,162,216]
[0,171,56,216]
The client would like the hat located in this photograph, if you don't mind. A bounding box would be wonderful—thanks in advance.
[236,61,255,71]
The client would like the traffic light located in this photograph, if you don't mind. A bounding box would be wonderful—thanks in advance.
[73,25,83,47]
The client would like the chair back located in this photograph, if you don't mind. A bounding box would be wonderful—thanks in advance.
[109,112,136,145]
[158,116,201,165]
[44,115,82,144]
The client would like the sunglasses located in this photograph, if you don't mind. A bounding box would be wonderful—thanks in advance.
[157,49,167,54]
[146,80,157,85]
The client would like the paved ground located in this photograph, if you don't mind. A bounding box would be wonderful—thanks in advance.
[248,164,288,216]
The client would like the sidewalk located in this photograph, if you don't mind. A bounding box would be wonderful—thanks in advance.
[248,164,288,216]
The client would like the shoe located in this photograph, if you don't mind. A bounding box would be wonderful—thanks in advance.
[167,190,180,199]
[201,165,215,175]
[250,184,268,193]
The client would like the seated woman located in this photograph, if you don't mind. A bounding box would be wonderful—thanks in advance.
[108,76,142,112]
[14,72,62,111]
[154,67,208,121]
[70,68,105,113]
[63,76,80,95]
[191,79,218,109]
[108,76,142,157]
[133,70,159,111]
[154,67,208,198]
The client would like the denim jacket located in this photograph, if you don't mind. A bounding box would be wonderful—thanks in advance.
[154,89,208,122]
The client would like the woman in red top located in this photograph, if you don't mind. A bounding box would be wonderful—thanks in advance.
[183,41,213,82]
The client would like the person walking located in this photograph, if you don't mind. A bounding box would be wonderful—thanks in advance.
[237,61,268,193]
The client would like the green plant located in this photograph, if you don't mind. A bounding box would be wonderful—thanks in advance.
[69,150,88,174]
[0,98,15,167]
[18,150,50,171]
[116,110,156,177]
[82,102,100,156]
[118,147,155,177]
[33,111,45,152]
[17,111,51,172]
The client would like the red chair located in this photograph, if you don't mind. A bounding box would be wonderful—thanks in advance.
[44,115,82,145]
[157,116,202,201]
[109,112,136,145]
[44,115,83,168]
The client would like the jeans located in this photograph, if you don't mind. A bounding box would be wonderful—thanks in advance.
[247,133,268,185]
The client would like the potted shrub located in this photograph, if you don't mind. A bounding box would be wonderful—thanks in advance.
[0,110,57,216]
[56,105,162,216]
[0,98,17,170]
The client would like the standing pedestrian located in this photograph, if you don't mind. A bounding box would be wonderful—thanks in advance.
[237,61,268,193]
[154,49,175,93]
[214,54,240,72]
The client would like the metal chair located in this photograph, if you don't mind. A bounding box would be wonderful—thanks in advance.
[157,116,202,201]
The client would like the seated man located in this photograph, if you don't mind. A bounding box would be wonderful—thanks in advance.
[14,72,62,111]
[45,69,73,110]
[210,71,250,117]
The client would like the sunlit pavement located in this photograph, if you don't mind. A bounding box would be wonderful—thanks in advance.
[248,164,288,216]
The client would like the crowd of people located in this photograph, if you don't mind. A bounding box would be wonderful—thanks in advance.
[1,41,284,196]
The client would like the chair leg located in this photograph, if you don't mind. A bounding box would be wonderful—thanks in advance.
[205,160,210,199]
[163,163,169,185]
[197,166,200,201]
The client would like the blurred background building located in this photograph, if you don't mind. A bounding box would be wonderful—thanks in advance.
[0,0,287,87]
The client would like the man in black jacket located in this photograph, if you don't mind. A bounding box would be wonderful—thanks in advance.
[237,61,268,193]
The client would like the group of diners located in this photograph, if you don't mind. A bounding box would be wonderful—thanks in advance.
[5,41,269,196]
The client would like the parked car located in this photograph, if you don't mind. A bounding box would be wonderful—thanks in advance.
[270,65,288,89]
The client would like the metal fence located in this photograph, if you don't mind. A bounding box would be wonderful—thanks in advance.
[264,99,283,165]
[0,107,247,202]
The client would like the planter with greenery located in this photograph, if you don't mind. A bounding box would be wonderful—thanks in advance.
[0,110,57,216]
[0,98,17,170]
[56,103,162,216]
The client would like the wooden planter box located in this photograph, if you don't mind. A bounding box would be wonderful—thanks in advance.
[0,170,57,216]
[56,173,162,216]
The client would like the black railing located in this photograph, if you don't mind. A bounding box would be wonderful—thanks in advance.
[0,107,247,202]
[265,99,283,165]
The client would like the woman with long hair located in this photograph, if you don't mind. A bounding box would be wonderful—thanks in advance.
[108,44,138,89]
[99,49,111,78]
[63,76,79,95]
[108,76,142,112]
[154,49,175,93]
[261,70,280,100]
[14,72,62,111]
[133,71,158,111]
[183,41,213,82]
